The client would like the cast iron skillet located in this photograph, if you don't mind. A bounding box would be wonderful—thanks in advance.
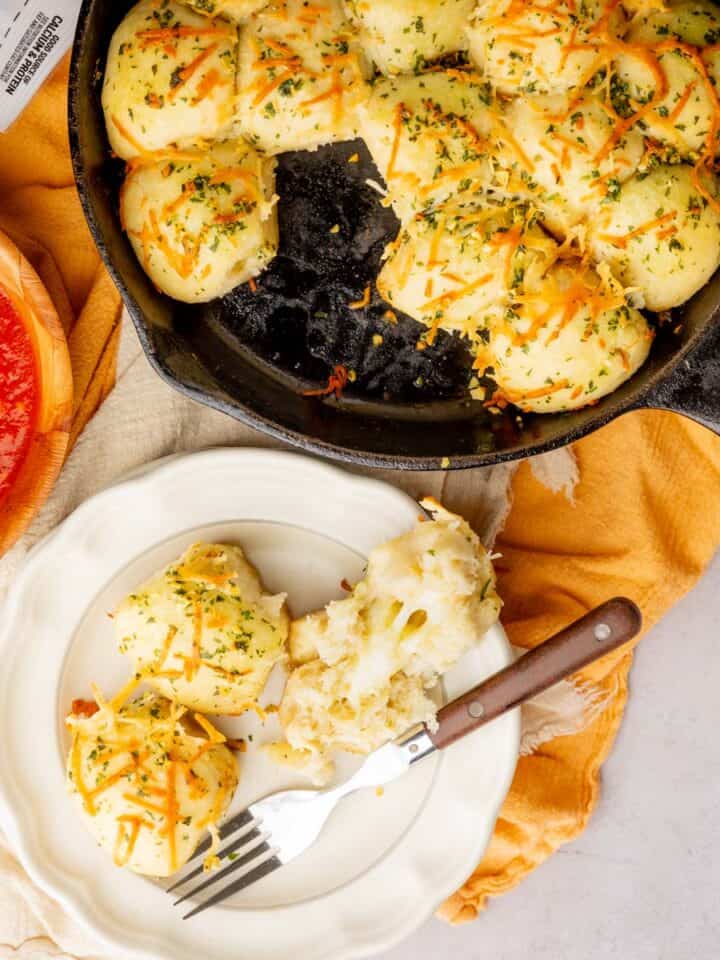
[69,0,720,470]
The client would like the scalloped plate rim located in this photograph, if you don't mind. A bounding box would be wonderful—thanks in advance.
[0,447,520,960]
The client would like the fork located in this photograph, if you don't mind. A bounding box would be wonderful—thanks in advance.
[169,597,641,918]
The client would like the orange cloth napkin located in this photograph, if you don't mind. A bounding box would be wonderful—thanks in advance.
[441,412,720,921]
[4,56,720,925]
[0,55,122,450]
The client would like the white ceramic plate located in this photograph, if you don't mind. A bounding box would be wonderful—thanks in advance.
[0,449,519,960]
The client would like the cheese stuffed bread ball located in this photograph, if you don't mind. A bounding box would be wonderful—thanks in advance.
[361,71,496,222]
[588,165,720,311]
[177,0,267,19]
[486,262,653,413]
[103,0,238,161]
[466,0,624,96]
[343,0,475,75]
[613,5,720,160]
[235,0,369,155]
[115,543,289,714]
[269,500,501,784]
[66,692,238,877]
[497,94,644,234]
[121,141,278,303]
[268,665,436,784]
[377,202,557,343]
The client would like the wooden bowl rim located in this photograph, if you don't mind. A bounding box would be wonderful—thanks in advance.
[0,230,73,556]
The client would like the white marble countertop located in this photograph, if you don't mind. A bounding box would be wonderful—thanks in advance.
[383,551,720,960]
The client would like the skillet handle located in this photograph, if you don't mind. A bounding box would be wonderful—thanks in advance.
[638,320,720,436]
[428,598,642,750]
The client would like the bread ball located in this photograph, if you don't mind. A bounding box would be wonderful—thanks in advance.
[588,164,720,311]
[487,262,653,412]
[235,0,369,155]
[614,6,720,159]
[177,0,267,20]
[377,202,558,342]
[343,0,475,75]
[360,71,495,222]
[102,0,238,161]
[467,0,624,95]
[498,93,644,233]
[274,661,436,785]
[121,140,278,303]
[274,500,501,784]
[115,543,289,714]
[619,0,720,83]
[67,693,238,877]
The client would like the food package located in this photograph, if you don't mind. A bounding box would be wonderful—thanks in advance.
[0,0,81,131]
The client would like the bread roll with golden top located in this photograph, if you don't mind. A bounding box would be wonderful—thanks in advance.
[360,71,496,223]
[102,0,238,161]
[497,93,644,235]
[272,501,501,784]
[235,0,370,156]
[486,262,653,413]
[121,140,278,303]
[588,164,720,311]
[115,543,289,714]
[66,693,237,877]
[377,201,558,344]
[466,0,624,96]
[614,4,720,160]
[343,0,475,75]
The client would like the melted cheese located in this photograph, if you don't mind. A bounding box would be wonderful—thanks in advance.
[121,141,278,302]
[273,500,501,784]
[102,0,238,160]
[114,542,289,714]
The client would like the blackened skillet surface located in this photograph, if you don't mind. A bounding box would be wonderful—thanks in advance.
[69,0,716,469]
[217,139,476,404]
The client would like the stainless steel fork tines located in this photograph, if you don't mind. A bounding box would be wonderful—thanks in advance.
[168,728,434,919]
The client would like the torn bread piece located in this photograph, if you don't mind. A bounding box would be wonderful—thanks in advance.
[270,500,501,784]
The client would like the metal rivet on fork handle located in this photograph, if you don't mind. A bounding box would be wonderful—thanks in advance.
[467,701,485,719]
[594,623,612,642]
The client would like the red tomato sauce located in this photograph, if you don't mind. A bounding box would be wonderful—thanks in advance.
[0,285,38,503]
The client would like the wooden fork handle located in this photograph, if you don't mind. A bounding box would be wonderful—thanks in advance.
[428,597,642,750]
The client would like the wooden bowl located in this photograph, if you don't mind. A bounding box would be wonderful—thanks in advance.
[0,231,73,556]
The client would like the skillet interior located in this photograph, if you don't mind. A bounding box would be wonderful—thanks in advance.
[69,0,715,469]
